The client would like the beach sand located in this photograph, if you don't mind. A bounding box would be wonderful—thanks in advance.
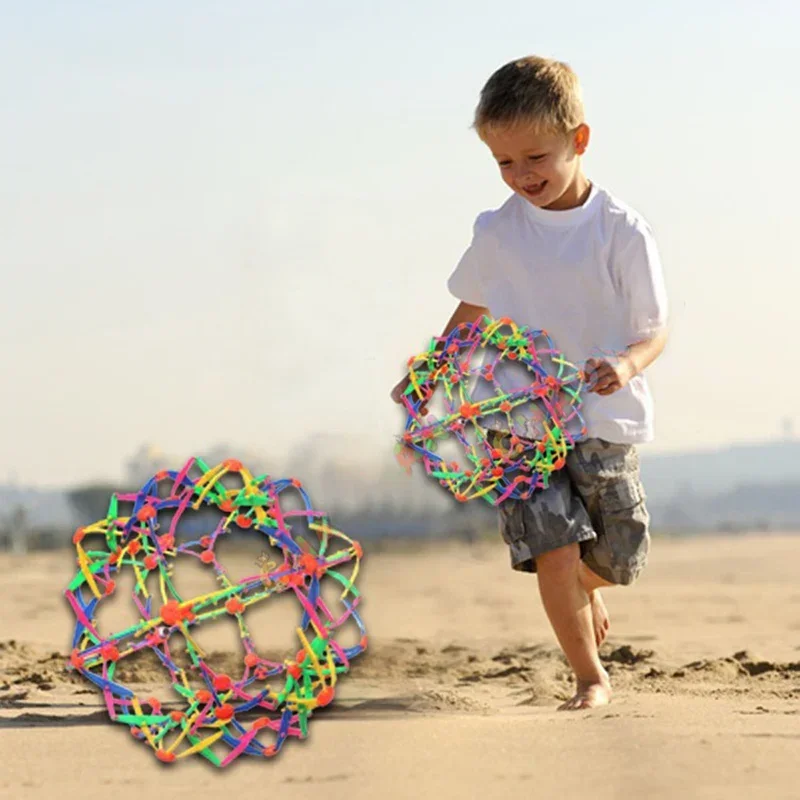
[1,532,799,799]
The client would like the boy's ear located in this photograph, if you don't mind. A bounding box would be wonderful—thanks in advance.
[573,124,590,155]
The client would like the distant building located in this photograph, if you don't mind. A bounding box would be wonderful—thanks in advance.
[0,486,81,551]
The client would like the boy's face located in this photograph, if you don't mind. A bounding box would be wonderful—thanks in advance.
[481,123,590,210]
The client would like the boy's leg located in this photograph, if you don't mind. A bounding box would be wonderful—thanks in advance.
[497,464,614,652]
[576,560,614,646]
[579,561,615,592]
[568,438,650,651]
[578,562,615,645]
[568,439,651,588]
[536,543,611,710]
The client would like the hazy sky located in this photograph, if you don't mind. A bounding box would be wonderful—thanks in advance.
[2,1,798,487]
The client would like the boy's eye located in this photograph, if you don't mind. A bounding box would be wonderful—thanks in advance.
[528,154,545,162]
[498,161,512,168]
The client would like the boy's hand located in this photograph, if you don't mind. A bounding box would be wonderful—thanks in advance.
[391,373,430,415]
[585,356,635,396]
[391,301,488,418]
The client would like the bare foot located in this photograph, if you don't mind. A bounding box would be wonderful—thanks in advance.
[558,673,612,711]
[589,589,610,646]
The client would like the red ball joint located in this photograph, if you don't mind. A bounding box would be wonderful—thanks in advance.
[136,505,156,523]
[101,644,119,662]
[160,600,180,626]
[317,687,334,707]
[225,597,245,615]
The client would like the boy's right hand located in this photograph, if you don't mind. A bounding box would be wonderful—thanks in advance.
[391,301,487,420]
[391,373,429,415]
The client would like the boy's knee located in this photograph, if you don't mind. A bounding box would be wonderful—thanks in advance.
[536,543,581,576]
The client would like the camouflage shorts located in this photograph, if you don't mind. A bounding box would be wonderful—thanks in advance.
[495,437,650,585]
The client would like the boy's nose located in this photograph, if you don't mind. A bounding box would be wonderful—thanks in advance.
[514,165,537,183]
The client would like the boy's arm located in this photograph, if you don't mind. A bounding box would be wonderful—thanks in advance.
[435,301,489,346]
[588,217,669,396]
[391,301,488,406]
[588,328,668,396]
[622,328,668,377]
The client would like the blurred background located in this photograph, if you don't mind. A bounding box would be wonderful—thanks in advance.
[2,0,799,551]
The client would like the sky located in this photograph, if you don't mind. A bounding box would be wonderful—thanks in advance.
[1,0,799,487]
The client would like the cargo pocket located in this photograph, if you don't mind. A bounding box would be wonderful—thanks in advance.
[497,502,537,572]
[594,478,650,585]
[598,478,645,519]
[498,502,526,546]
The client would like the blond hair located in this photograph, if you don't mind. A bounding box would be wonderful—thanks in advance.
[474,56,584,137]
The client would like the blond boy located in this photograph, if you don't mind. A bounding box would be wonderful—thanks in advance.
[391,56,668,709]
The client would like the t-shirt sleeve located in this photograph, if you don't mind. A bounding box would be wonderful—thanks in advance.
[446,212,491,308]
[617,219,669,341]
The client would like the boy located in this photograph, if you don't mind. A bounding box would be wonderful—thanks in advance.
[391,56,668,710]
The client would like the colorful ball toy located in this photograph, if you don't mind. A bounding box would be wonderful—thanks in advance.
[396,316,586,505]
[64,457,366,767]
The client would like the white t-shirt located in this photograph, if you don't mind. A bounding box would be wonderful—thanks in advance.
[447,183,668,445]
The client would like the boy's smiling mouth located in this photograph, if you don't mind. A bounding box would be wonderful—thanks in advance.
[522,180,547,198]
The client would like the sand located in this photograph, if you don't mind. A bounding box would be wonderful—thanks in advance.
[1,532,799,799]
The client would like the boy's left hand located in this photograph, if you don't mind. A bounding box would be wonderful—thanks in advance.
[585,356,635,396]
